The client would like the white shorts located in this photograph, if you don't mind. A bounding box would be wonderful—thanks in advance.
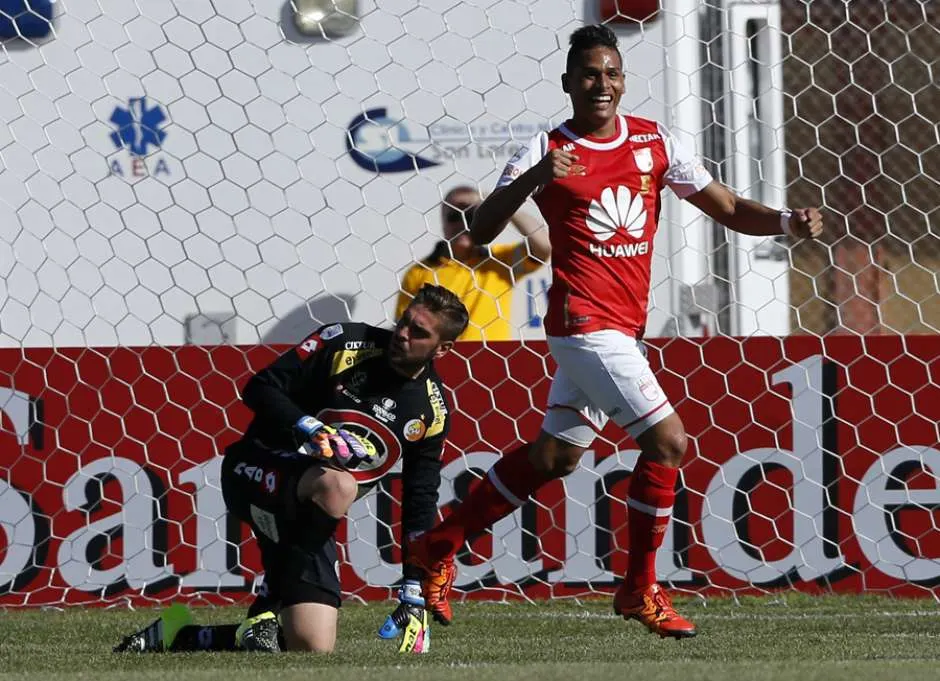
[542,330,674,447]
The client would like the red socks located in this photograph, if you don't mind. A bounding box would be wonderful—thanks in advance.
[424,445,546,560]
[421,446,676,595]
[625,458,678,592]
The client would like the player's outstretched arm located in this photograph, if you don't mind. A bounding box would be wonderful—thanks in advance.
[470,185,536,245]
[686,180,824,240]
[470,148,578,245]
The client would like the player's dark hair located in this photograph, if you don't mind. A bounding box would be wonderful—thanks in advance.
[411,283,470,341]
[566,24,620,72]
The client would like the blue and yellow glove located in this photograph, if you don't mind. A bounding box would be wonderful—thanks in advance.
[378,580,430,654]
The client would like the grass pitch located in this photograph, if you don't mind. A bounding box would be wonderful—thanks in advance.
[1,594,938,681]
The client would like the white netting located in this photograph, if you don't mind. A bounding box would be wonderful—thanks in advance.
[0,0,937,607]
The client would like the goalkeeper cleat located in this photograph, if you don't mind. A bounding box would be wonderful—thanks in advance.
[378,609,404,640]
[405,534,456,626]
[236,611,281,653]
[429,592,453,627]
[113,602,193,653]
[614,583,697,639]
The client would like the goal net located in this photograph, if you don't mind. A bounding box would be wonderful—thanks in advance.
[0,0,937,607]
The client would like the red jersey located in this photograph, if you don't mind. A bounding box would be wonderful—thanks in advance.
[496,115,712,338]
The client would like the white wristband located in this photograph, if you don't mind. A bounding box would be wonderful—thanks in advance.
[779,210,793,237]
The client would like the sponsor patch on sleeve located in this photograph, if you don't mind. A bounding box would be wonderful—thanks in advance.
[320,324,343,340]
[503,163,522,180]
[296,333,320,358]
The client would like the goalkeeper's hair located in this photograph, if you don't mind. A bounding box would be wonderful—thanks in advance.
[566,24,620,71]
[412,284,469,342]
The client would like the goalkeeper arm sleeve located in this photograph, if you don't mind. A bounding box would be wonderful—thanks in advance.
[241,359,308,440]
[400,440,443,580]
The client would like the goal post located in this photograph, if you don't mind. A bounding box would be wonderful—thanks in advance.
[0,0,937,606]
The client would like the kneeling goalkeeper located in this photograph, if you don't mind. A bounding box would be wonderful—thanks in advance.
[115,284,468,654]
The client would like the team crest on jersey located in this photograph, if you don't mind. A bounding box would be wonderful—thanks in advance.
[637,374,662,402]
[403,418,426,442]
[315,408,402,485]
[633,148,654,173]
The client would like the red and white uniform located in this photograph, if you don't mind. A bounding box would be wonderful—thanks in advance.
[496,115,713,443]
[498,114,711,339]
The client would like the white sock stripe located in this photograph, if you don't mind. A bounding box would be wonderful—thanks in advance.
[626,497,674,517]
[487,467,526,507]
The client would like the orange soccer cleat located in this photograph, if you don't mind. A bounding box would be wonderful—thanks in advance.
[613,583,697,639]
[405,534,457,626]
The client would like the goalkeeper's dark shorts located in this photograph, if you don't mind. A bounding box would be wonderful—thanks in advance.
[221,439,342,609]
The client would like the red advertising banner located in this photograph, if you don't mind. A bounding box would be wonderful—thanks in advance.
[0,335,938,606]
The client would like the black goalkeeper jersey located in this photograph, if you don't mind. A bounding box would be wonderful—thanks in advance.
[236,321,450,548]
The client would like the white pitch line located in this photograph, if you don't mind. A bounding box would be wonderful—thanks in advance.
[476,609,940,622]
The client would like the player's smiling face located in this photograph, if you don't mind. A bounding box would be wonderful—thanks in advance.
[388,304,453,376]
[563,46,625,136]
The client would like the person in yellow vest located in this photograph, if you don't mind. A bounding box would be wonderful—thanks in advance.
[396,185,551,341]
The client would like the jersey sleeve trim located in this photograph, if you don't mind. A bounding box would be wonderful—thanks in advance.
[424,377,449,439]
[657,122,714,199]
[559,115,628,150]
[494,131,549,192]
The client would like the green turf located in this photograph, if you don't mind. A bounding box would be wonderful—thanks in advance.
[1,594,938,681]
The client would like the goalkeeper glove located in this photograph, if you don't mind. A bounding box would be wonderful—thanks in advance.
[377,580,430,654]
[295,416,377,469]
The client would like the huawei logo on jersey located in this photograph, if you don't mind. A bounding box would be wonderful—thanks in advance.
[586,185,647,241]
[585,185,651,258]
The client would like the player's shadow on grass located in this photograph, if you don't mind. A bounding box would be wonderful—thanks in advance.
[261,293,357,345]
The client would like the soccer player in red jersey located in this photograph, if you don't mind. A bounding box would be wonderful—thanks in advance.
[408,24,824,638]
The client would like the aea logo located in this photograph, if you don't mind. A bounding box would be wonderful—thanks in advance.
[109,97,167,156]
[108,97,171,179]
[346,107,440,173]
